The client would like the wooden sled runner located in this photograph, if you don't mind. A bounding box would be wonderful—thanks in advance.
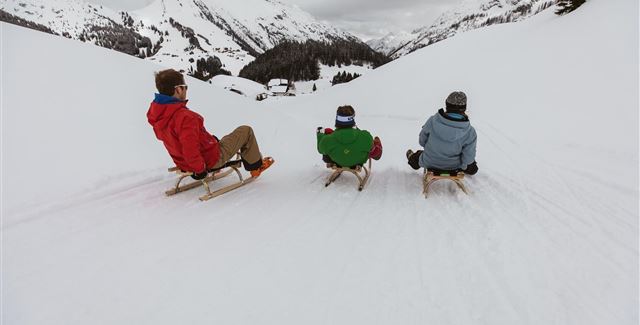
[423,169,469,198]
[165,156,255,201]
[325,159,371,191]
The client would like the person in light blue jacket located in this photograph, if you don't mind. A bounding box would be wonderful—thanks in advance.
[406,91,478,175]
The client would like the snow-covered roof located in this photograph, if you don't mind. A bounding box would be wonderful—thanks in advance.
[210,75,268,99]
[268,79,288,87]
[270,85,289,94]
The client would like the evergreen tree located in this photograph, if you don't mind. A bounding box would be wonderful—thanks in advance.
[330,71,361,86]
[239,40,390,84]
[556,0,586,15]
[312,83,317,92]
[190,56,231,81]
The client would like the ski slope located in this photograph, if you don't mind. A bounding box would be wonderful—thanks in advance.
[2,0,638,324]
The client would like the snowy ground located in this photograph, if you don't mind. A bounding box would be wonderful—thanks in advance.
[295,63,374,95]
[1,0,638,324]
[210,63,374,100]
[209,75,267,100]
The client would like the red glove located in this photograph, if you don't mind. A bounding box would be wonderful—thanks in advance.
[324,128,334,134]
[369,136,383,160]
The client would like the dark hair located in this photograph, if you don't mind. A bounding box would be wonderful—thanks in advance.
[337,105,355,116]
[155,69,185,96]
[335,105,356,128]
[445,102,467,114]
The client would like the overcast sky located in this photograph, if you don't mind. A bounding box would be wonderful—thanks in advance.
[85,0,455,40]
[284,0,454,40]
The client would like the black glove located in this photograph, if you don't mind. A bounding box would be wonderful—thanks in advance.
[464,161,478,175]
[407,150,422,170]
[317,126,323,133]
[191,170,208,180]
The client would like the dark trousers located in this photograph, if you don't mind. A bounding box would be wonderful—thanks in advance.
[407,150,478,175]
[322,155,334,165]
[322,155,363,168]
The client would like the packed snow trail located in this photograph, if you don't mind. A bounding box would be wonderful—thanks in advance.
[2,0,638,324]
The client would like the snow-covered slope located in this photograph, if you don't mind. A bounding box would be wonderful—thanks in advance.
[209,74,268,99]
[370,0,555,57]
[295,63,374,95]
[193,0,359,51]
[1,0,122,37]
[2,0,638,324]
[1,0,359,75]
[212,63,375,98]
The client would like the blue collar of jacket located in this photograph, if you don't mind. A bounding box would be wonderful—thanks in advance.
[447,112,465,120]
[154,93,188,105]
[438,108,469,122]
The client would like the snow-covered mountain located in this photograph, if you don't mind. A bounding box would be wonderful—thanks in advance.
[365,30,414,57]
[369,0,555,58]
[0,0,360,75]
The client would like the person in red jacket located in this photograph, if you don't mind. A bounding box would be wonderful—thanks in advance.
[147,69,273,179]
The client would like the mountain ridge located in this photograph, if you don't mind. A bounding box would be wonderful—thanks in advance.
[368,0,555,57]
[1,0,362,76]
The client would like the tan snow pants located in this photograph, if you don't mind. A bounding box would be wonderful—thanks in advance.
[212,125,262,170]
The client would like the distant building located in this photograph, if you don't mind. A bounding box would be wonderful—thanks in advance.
[266,78,296,96]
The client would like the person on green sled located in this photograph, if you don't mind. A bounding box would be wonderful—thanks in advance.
[316,105,383,168]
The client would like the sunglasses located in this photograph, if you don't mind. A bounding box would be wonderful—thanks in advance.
[174,84,188,90]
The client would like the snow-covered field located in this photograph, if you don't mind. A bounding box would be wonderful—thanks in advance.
[209,75,267,100]
[295,63,374,95]
[2,0,638,324]
[210,63,374,100]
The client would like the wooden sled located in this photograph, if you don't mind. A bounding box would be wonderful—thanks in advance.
[423,169,469,198]
[165,156,255,201]
[325,159,371,191]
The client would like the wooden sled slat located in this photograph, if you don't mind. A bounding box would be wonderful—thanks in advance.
[165,153,253,200]
[165,168,236,196]
[423,170,469,198]
[324,159,372,191]
[199,177,256,201]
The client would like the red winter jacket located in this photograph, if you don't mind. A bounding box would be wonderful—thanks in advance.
[147,94,220,173]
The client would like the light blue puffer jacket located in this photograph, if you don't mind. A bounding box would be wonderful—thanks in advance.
[419,109,477,170]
